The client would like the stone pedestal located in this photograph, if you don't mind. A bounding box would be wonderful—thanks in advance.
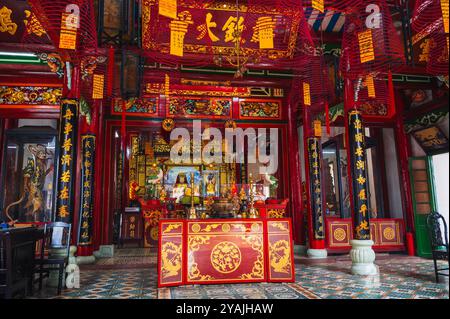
[294,244,307,256]
[76,255,96,264]
[307,248,328,259]
[350,239,378,276]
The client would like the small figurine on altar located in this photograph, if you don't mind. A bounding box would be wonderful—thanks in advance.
[146,164,164,199]
[172,173,188,203]
[239,187,248,217]
[129,181,140,201]
[159,185,167,202]
[205,173,217,197]
[261,172,278,199]
[231,194,240,217]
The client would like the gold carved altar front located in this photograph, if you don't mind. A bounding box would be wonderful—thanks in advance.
[158,218,295,287]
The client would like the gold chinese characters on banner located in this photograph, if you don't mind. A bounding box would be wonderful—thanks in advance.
[303,82,311,106]
[169,12,193,56]
[55,99,78,222]
[78,135,95,245]
[92,74,104,99]
[441,0,449,34]
[159,0,177,20]
[366,75,376,98]
[358,29,375,63]
[256,17,275,49]
[313,120,322,137]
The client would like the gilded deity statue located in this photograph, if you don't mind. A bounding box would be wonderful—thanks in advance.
[205,173,217,197]
[5,144,54,223]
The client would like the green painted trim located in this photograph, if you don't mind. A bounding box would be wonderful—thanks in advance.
[405,108,449,133]
[426,156,437,213]
[409,156,437,258]
[0,55,44,65]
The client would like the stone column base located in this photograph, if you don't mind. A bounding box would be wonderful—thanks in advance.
[76,255,96,265]
[294,245,307,256]
[307,248,328,259]
[350,239,378,276]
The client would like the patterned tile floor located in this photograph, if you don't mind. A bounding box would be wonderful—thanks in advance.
[30,248,449,299]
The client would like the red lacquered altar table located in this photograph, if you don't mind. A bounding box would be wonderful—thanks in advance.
[157,218,295,287]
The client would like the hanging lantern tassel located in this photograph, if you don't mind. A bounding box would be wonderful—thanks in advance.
[388,70,396,117]
[325,101,330,135]
[121,99,126,152]
[107,46,115,96]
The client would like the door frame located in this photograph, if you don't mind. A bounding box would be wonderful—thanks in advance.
[409,156,437,258]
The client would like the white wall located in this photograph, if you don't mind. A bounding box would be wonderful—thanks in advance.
[18,119,57,129]
[432,152,449,240]
[383,128,404,218]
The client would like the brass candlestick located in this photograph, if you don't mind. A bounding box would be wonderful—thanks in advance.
[248,173,258,218]
[188,172,197,219]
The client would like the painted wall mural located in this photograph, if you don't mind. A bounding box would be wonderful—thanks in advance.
[239,99,281,119]
[0,86,62,105]
[112,97,158,116]
[167,96,232,118]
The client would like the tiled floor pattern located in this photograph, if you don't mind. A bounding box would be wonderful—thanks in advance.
[31,248,449,299]
[295,258,449,299]
[94,247,156,266]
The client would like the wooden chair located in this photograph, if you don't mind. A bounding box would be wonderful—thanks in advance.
[0,228,37,299]
[32,222,71,295]
[426,212,449,283]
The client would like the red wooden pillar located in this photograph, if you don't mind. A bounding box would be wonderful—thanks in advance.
[394,93,415,237]
[302,105,326,254]
[344,79,357,232]
[287,100,304,245]
[92,101,105,251]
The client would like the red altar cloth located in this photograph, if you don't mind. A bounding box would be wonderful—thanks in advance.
[158,218,295,287]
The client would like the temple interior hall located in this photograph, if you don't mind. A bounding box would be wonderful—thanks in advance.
[0,0,448,300]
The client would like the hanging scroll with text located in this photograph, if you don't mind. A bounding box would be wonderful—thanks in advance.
[348,110,370,240]
[307,138,324,240]
[78,135,96,245]
[55,99,78,222]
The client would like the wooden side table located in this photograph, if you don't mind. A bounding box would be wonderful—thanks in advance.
[120,209,144,248]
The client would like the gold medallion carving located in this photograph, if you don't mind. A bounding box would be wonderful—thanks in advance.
[383,227,395,240]
[333,227,346,242]
[210,241,241,274]
[192,223,201,233]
